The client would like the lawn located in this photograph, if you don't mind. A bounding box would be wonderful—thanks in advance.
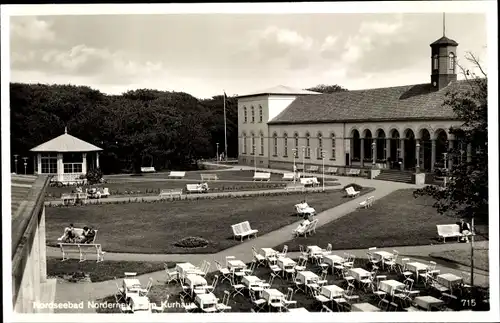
[95,257,490,313]
[45,187,372,254]
[274,189,489,252]
[430,248,489,272]
[46,257,174,282]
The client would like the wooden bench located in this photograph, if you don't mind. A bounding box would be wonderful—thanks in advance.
[345,186,360,197]
[325,167,338,175]
[141,166,156,173]
[300,177,320,187]
[159,189,183,199]
[58,228,98,244]
[168,171,186,179]
[347,169,361,176]
[253,172,271,181]
[359,196,375,208]
[282,173,297,181]
[306,165,319,173]
[436,224,472,243]
[59,243,105,262]
[231,221,259,241]
[286,183,305,191]
[294,219,318,237]
[186,183,209,194]
[200,173,219,181]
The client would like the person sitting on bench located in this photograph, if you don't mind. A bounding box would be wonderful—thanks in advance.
[80,226,96,244]
[59,223,76,243]
[457,219,471,242]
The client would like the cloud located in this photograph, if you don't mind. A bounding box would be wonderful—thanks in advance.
[10,17,56,43]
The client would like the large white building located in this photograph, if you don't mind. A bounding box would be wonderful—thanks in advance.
[237,34,475,182]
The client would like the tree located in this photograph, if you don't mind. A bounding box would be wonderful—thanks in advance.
[305,84,348,93]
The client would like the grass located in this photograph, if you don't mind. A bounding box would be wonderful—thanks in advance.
[95,257,490,313]
[46,170,339,198]
[45,188,372,254]
[430,248,489,272]
[46,257,174,282]
[275,189,489,252]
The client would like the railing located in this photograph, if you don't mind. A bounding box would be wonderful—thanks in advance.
[57,173,86,183]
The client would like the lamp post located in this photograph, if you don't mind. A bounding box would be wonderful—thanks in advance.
[292,148,297,184]
[371,142,376,169]
[22,157,28,175]
[216,142,219,164]
[14,154,19,174]
[321,149,325,192]
[416,142,421,173]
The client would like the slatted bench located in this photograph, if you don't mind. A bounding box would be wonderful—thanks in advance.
[186,183,209,194]
[58,228,99,243]
[286,183,305,191]
[359,196,375,208]
[325,167,338,174]
[436,224,472,243]
[347,169,361,176]
[253,172,271,181]
[141,166,156,173]
[231,221,258,241]
[300,177,320,187]
[345,186,360,197]
[282,173,296,181]
[200,173,219,181]
[59,243,105,262]
[61,193,77,205]
[168,171,186,179]
[159,189,183,198]
[306,165,319,173]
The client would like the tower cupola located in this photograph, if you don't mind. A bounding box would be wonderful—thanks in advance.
[430,14,458,90]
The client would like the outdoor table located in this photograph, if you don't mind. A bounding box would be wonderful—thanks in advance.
[349,268,371,282]
[186,274,207,289]
[128,294,150,312]
[351,302,381,312]
[379,280,405,296]
[123,278,143,298]
[414,296,445,311]
[307,245,323,255]
[296,271,319,285]
[195,292,218,312]
[407,262,428,282]
[323,255,345,267]
[373,251,394,269]
[287,307,309,312]
[321,285,344,300]
[260,248,278,258]
[262,288,285,304]
[242,275,264,288]
[176,262,199,278]
[228,259,247,278]
[278,257,296,277]
[437,273,463,290]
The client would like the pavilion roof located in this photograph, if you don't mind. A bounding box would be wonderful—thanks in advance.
[30,129,103,153]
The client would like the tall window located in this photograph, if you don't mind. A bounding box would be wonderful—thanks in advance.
[294,132,299,158]
[433,55,438,70]
[41,153,57,174]
[283,133,288,157]
[449,53,456,72]
[317,132,323,159]
[273,133,278,156]
[63,152,83,173]
[243,107,247,123]
[259,106,263,123]
[260,132,264,155]
[251,133,256,155]
[251,107,255,123]
[331,133,336,160]
[305,132,311,158]
[242,133,247,154]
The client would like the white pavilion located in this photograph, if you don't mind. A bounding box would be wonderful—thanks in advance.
[30,128,103,184]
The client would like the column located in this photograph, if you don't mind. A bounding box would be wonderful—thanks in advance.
[415,139,421,173]
[448,140,454,170]
[372,139,377,167]
[360,138,365,167]
[37,154,42,174]
[466,143,472,162]
[400,139,405,170]
[82,153,87,175]
[386,138,391,168]
[431,140,436,171]
[421,141,425,171]
[57,153,63,182]
[96,152,100,168]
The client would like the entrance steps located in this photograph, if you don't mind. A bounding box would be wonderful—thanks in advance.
[374,169,413,184]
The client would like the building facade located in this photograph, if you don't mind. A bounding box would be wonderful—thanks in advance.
[237,35,475,175]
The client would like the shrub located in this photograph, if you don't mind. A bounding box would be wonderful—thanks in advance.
[342,183,364,192]
[174,236,209,248]
[86,168,104,185]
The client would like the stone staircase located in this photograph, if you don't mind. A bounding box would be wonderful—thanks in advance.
[374,169,414,184]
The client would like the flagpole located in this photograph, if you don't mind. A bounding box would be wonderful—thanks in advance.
[223,90,228,161]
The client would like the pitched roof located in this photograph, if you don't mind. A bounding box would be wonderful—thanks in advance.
[269,80,473,124]
[30,131,103,152]
[237,85,321,98]
[430,36,459,46]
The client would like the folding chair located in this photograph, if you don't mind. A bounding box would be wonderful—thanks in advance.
[252,247,266,267]
[180,294,197,312]
[216,290,232,312]
[215,260,232,283]
[230,276,245,298]
[205,275,219,293]
[277,245,288,258]
[317,270,328,286]
[244,260,257,276]
[249,289,266,312]
[164,265,180,284]
[282,287,297,310]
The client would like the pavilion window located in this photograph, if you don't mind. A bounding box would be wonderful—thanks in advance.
[63,152,83,173]
[40,153,57,174]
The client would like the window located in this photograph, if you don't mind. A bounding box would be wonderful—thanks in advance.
[64,163,83,173]
[259,106,263,123]
[260,132,264,155]
[242,133,247,154]
[273,133,278,156]
[449,53,455,72]
[433,55,438,70]
[251,107,255,123]
[41,153,57,174]
[305,132,311,158]
[294,133,299,158]
[283,133,288,157]
[62,153,83,174]
[251,133,256,155]
[331,133,336,160]
[243,107,247,123]
[317,132,323,159]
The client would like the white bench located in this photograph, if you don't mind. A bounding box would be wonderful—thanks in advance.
[168,171,186,179]
[293,219,318,237]
[436,224,471,243]
[300,177,320,187]
[295,203,316,216]
[59,243,105,262]
[231,221,259,241]
[58,228,98,244]
[253,172,271,181]
[141,166,156,173]
[186,183,209,194]
[286,183,305,191]
[345,186,360,197]
[326,167,338,175]
[159,189,183,198]
[359,196,375,208]
[307,165,319,173]
[201,173,219,181]
[282,173,297,181]
[347,169,361,176]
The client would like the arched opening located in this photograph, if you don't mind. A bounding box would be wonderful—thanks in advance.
[420,129,432,171]
[435,129,448,169]
[242,133,247,154]
[363,130,373,163]
[351,129,361,163]
[390,129,400,169]
[376,129,386,161]
[272,132,278,156]
[404,129,416,170]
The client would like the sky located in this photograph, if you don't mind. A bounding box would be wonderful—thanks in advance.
[8,6,489,99]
